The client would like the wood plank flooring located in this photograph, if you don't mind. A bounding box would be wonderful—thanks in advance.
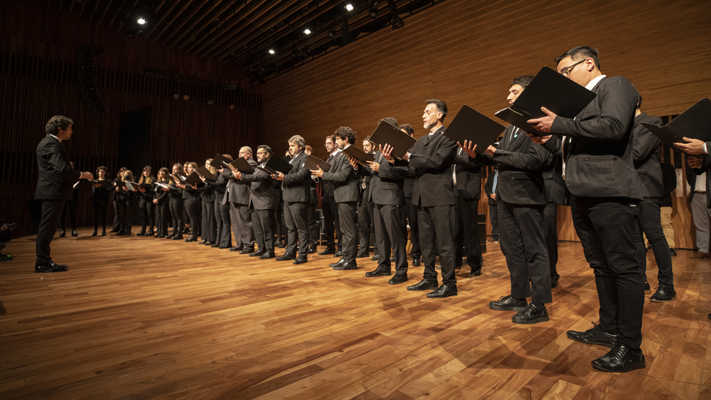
[0,228,710,399]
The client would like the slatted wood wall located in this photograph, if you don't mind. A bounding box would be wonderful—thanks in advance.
[262,0,711,248]
[0,1,263,237]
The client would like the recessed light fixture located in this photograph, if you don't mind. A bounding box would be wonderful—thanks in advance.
[268,49,276,55]
[345,3,354,12]
[137,17,146,25]
[304,28,311,35]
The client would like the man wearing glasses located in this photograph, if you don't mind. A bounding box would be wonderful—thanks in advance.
[529,46,644,373]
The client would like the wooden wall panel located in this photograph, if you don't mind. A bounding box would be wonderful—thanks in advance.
[262,0,711,248]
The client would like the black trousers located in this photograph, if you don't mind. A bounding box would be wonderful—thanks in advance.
[93,200,107,232]
[571,196,644,349]
[307,204,319,247]
[169,198,184,237]
[373,203,408,274]
[405,197,420,259]
[139,198,155,232]
[201,200,216,242]
[117,199,132,233]
[338,201,358,263]
[252,208,275,252]
[230,202,254,249]
[36,199,65,265]
[543,202,559,281]
[498,201,551,304]
[322,195,340,249]
[636,197,674,288]
[418,204,457,286]
[489,202,499,239]
[60,198,77,232]
[156,202,170,236]
[215,197,231,247]
[454,195,483,271]
[284,201,309,257]
[185,197,200,236]
[357,198,373,255]
[111,198,120,232]
[275,195,285,241]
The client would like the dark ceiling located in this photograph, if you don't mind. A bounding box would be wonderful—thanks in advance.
[41,0,441,84]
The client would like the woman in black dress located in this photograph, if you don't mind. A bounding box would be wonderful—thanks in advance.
[154,167,171,238]
[136,166,156,237]
[91,166,111,236]
[168,164,185,240]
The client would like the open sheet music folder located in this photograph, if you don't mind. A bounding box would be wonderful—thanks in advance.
[368,120,416,160]
[342,145,373,165]
[302,155,332,172]
[442,105,506,154]
[260,155,292,175]
[642,98,711,153]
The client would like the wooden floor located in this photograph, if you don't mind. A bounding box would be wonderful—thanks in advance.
[0,228,710,400]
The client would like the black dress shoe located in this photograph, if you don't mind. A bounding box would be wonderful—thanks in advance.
[489,295,527,311]
[102,231,106,236]
[389,274,408,285]
[158,235,166,239]
[371,254,380,261]
[333,260,357,270]
[71,229,78,237]
[412,258,420,266]
[512,304,549,324]
[137,230,146,236]
[591,344,645,373]
[551,278,559,288]
[329,259,345,268]
[259,251,275,259]
[211,243,220,247]
[407,279,439,291]
[249,250,265,257]
[59,230,66,238]
[670,248,678,256]
[365,266,391,277]
[204,241,214,246]
[318,247,336,255]
[644,281,651,292]
[566,323,617,348]
[185,236,197,242]
[276,241,286,248]
[650,286,676,302]
[172,235,184,240]
[146,230,154,236]
[276,254,296,261]
[92,231,97,236]
[35,262,68,273]
[470,266,482,277]
[293,256,308,265]
[334,250,343,258]
[356,252,369,259]
[198,239,208,244]
[308,246,318,254]
[427,284,458,298]
[229,246,243,252]
[240,247,255,254]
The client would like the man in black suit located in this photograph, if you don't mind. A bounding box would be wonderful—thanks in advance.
[356,137,374,258]
[542,151,567,288]
[452,145,484,277]
[312,127,360,270]
[34,115,93,273]
[226,146,256,253]
[464,75,552,324]
[318,135,340,256]
[403,99,458,298]
[211,156,232,249]
[529,46,645,372]
[399,124,421,266]
[237,145,278,259]
[631,98,675,302]
[273,135,311,264]
[484,166,500,242]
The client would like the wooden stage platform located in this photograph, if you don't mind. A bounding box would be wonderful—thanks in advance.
[0,228,709,399]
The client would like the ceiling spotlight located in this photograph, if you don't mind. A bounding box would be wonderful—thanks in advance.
[137,17,146,25]
[345,3,354,12]
[268,49,276,55]
[328,30,336,39]
[388,0,404,30]
[369,6,379,19]
[304,28,311,35]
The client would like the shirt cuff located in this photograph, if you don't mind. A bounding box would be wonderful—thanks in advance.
[704,143,709,154]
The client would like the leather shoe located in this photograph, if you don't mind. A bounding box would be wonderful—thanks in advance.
[59,230,66,238]
[512,304,549,324]
[365,266,391,277]
[412,257,420,266]
[318,247,336,255]
[240,247,255,254]
[670,248,677,256]
[333,260,357,270]
[489,295,527,311]
[356,252,369,258]
[137,230,146,236]
[198,239,208,244]
[307,246,318,254]
[470,266,482,277]
[650,286,676,302]
[92,230,97,236]
[172,235,184,240]
[371,254,380,261]
[551,278,559,288]
[211,244,220,248]
[334,250,343,258]
[644,281,651,292]
[567,322,617,348]
[591,344,645,373]
[407,279,439,291]
[249,250,265,257]
[487,237,498,242]
[71,230,78,237]
[35,262,68,273]
[293,256,308,265]
[259,251,275,259]
[329,259,345,268]
[388,274,408,285]
[229,246,243,252]
[276,254,296,261]
[427,284,457,298]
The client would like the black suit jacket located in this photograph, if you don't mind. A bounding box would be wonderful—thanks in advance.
[322,152,338,198]
[632,113,664,198]
[322,150,359,203]
[452,147,483,200]
[484,169,500,206]
[409,126,458,207]
[241,163,277,210]
[282,152,311,203]
[687,155,711,208]
[226,158,257,205]
[546,76,642,199]
[542,154,568,206]
[365,151,406,206]
[34,134,82,200]
[488,125,548,206]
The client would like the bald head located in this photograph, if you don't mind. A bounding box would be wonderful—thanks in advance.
[239,146,253,159]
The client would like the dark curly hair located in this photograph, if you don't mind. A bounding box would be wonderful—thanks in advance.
[334,126,356,145]
[45,115,74,135]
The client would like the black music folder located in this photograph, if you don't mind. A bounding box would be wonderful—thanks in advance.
[302,155,332,172]
[196,166,217,181]
[90,179,113,189]
[184,172,205,186]
[342,145,374,165]
[495,66,597,134]
[228,158,255,174]
[442,105,506,154]
[169,173,187,183]
[260,154,293,175]
[642,98,711,153]
[368,120,417,159]
[212,153,232,169]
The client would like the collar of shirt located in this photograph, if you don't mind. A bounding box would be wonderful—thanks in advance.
[428,125,444,136]
[49,134,61,142]
[585,74,607,91]
[289,151,303,163]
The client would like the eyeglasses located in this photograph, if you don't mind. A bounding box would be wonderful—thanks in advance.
[558,59,587,76]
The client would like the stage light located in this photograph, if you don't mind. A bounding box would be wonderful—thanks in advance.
[137,17,146,25]
[389,0,404,30]
[345,3,354,12]
[304,28,311,35]
[369,6,379,19]
[268,49,276,55]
